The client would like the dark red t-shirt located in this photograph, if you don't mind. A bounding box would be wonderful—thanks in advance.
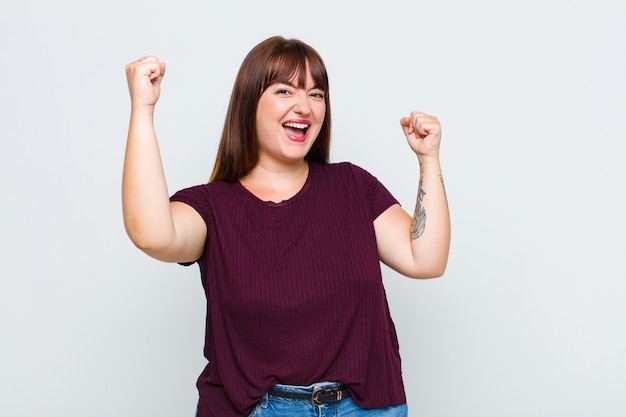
[171,162,406,416]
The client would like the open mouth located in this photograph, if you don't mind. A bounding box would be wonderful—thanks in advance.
[283,122,309,137]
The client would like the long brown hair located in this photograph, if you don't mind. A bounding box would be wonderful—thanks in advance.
[209,36,332,183]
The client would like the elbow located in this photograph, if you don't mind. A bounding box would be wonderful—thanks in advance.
[428,266,447,279]
[431,261,448,278]
[126,229,157,254]
[127,234,173,261]
[406,262,447,280]
[409,248,450,279]
[129,234,156,253]
[124,222,168,258]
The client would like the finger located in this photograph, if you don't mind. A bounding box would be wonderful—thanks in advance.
[148,62,167,81]
[126,56,161,73]
[136,56,159,63]
[131,59,165,81]
[411,114,439,138]
[408,112,430,135]
[138,58,165,81]
[413,119,431,138]
[399,116,414,135]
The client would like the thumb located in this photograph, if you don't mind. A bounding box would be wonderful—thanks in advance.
[399,116,414,136]
[149,62,167,81]
[144,61,166,82]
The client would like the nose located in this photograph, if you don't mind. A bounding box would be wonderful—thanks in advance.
[293,91,311,115]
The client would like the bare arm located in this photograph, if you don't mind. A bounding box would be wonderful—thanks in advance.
[374,112,450,278]
[122,57,206,263]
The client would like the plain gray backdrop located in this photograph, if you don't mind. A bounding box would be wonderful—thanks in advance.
[1,0,624,416]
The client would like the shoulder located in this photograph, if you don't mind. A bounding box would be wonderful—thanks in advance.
[170,181,241,220]
[316,162,398,219]
[311,161,372,181]
[310,162,391,203]
[318,161,383,188]
[171,181,237,201]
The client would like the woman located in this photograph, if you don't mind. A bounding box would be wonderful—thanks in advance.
[123,36,450,417]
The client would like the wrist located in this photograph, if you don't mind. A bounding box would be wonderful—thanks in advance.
[130,104,156,121]
[417,154,440,166]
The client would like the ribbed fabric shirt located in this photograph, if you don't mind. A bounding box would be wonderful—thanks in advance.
[170,162,406,416]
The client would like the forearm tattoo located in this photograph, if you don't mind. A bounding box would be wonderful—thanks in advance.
[411,178,427,240]
[439,174,448,208]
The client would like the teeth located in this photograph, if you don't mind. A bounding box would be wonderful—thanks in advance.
[283,122,309,129]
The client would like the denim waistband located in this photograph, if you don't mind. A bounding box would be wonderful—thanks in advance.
[271,381,342,394]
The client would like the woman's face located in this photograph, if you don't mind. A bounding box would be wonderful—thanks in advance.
[254,68,326,168]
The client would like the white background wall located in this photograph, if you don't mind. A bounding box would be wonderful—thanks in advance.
[1,0,624,416]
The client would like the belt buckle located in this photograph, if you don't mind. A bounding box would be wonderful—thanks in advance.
[311,387,342,406]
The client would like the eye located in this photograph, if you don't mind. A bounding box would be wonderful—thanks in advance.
[274,85,293,96]
[310,91,325,100]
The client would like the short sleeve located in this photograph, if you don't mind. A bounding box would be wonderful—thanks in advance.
[169,184,213,266]
[347,163,399,220]
[170,184,213,226]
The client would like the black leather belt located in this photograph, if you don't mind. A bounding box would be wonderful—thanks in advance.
[269,386,351,406]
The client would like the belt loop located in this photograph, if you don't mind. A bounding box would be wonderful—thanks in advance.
[260,393,268,408]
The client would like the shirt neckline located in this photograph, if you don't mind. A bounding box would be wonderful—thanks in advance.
[236,162,314,207]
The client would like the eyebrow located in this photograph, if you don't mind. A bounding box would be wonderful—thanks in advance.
[274,80,325,92]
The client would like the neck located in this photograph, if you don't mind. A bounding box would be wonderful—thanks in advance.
[240,160,310,203]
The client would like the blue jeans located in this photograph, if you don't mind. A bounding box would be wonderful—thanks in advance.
[248,382,408,417]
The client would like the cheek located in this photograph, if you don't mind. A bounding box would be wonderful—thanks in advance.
[314,103,326,121]
[255,107,275,132]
